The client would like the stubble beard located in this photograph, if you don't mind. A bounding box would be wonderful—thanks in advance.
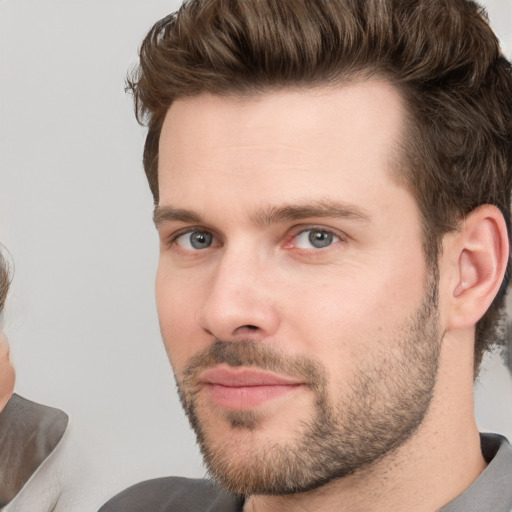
[175,272,441,496]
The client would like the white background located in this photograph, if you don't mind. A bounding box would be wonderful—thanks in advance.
[1,0,511,509]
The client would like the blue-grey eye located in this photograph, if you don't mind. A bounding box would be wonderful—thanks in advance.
[176,230,213,250]
[309,230,333,248]
[295,229,339,249]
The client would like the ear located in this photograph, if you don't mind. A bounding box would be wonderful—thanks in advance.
[445,205,509,331]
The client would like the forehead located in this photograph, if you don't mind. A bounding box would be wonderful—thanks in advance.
[158,80,409,214]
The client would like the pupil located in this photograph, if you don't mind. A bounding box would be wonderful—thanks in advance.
[309,230,332,248]
[191,231,212,249]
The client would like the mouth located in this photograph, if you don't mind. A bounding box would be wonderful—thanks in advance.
[199,365,305,410]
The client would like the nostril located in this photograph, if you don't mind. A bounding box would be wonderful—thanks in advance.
[231,324,262,338]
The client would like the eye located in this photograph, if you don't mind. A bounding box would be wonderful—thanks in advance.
[294,228,340,249]
[174,230,214,250]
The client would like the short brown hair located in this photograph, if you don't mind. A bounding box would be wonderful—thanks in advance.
[128,0,512,372]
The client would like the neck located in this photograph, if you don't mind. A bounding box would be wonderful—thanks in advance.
[245,334,485,512]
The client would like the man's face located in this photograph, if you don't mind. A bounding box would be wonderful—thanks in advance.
[155,81,442,494]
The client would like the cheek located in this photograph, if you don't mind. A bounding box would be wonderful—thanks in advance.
[281,260,427,375]
[0,336,15,405]
[155,266,207,369]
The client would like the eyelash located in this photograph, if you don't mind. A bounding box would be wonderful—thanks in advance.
[167,227,217,249]
[166,225,345,252]
[285,226,344,251]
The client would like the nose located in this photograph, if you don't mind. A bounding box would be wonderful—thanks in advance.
[197,247,280,340]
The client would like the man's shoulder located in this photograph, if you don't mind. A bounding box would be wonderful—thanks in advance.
[440,433,512,512]
[99,476,244,512]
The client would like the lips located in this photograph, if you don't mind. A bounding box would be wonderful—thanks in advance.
[199,365,304,410]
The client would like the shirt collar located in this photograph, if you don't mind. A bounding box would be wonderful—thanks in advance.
[440,433,512,512]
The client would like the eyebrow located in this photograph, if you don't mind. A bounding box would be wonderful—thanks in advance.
[153,199,371,228]
[153,207,204,227]
[251,200,371,225]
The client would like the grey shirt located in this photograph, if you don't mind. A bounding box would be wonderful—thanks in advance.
[99,433,512,512]
[0,394,68,509]
[441,434,512,512]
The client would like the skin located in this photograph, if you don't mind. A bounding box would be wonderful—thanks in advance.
[0,332,15,413]
[155,80,506,511]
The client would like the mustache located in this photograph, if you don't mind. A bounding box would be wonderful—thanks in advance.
[180,339,325,390]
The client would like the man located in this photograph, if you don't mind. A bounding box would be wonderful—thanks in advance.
[101,0,512,510]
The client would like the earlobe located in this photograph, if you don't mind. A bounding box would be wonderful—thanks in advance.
[446,205,509,330]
